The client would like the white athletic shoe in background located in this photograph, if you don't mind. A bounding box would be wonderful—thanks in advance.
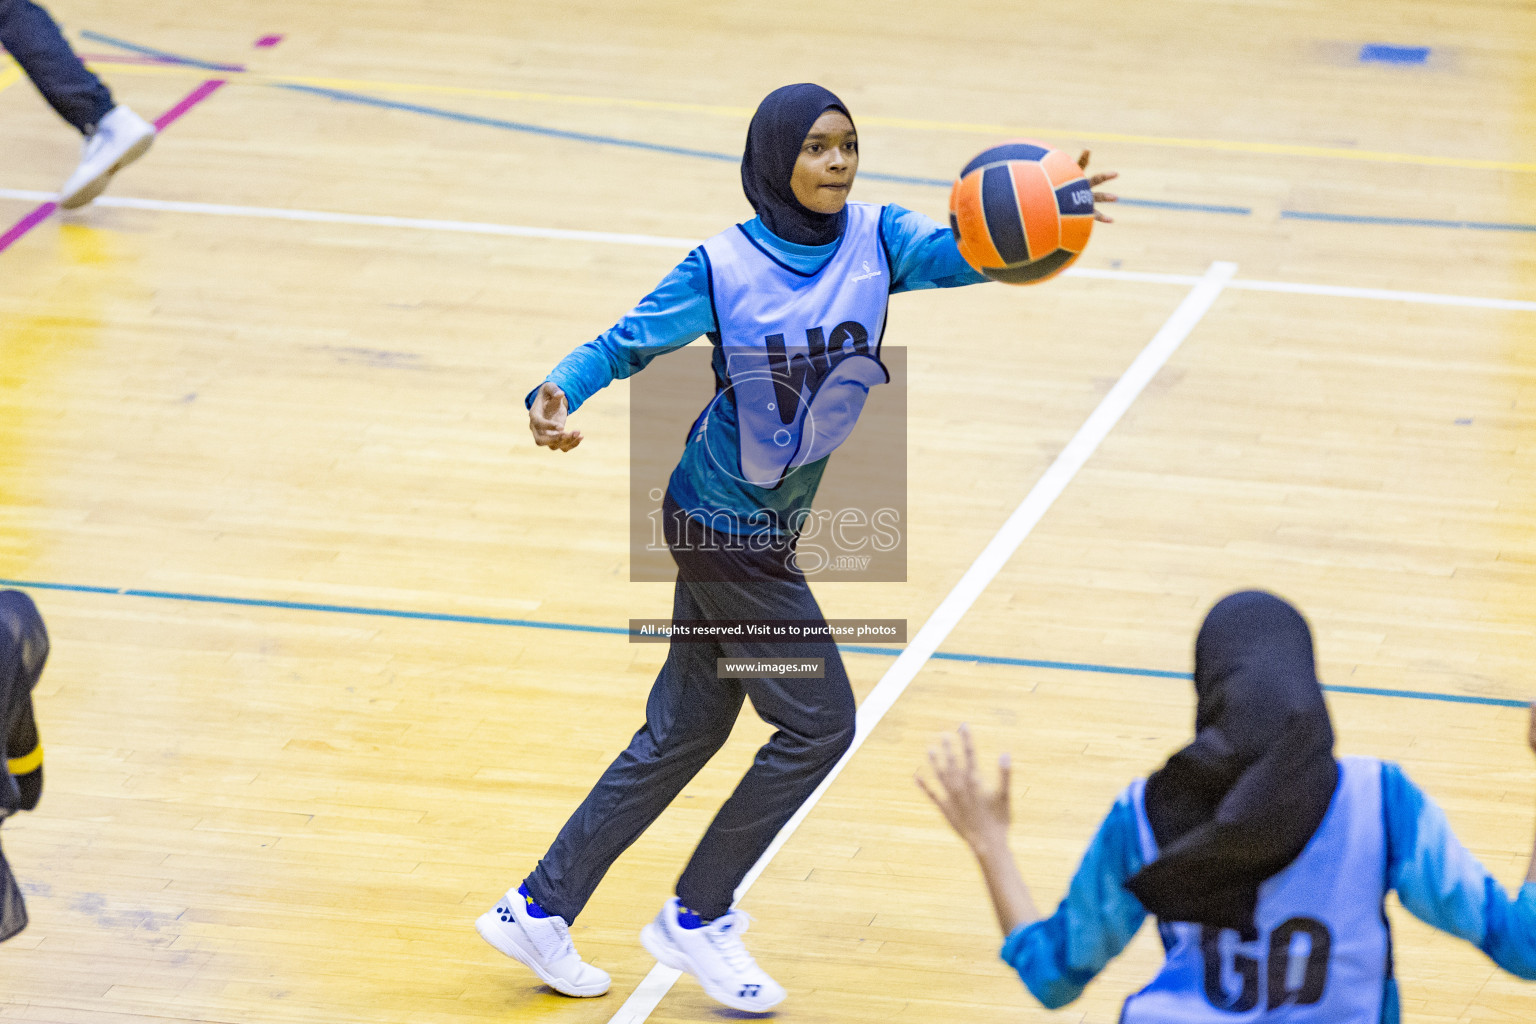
[475,889,610,997]
[640,897,786,1012]
[58,105,156,210]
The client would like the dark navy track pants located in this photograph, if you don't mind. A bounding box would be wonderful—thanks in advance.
[524,493,856,921]
[0,0,113,134]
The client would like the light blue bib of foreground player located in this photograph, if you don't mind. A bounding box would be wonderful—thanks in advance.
[1123,756,1390,1021]
[696,201,890,493]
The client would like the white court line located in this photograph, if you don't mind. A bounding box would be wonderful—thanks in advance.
[1224,276,1536,311]
[0,189,700,250]
[2,187,1534,312]
[603,261,1239,1024]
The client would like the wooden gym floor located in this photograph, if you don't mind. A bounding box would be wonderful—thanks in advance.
[1,1,1534,1021]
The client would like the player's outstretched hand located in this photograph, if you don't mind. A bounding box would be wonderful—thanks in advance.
[1527,703,1536,756]
[1078,149,1119,224]
[529,381,583,452]
[917,723,1012,853]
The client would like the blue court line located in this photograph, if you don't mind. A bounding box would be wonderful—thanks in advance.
[277,82,1253,215]
[78,29,246,73]
[1282,210,1536,233]
[1,576,1524,709]
[1121,198,1252,215]
[1360,44,1430,65]
[0,577,626,636]
[278,83,744,165]
[82,30,1494,228]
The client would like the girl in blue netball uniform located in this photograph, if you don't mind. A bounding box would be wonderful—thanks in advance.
[475,83,1117,1012]
[920,590,1536,1020]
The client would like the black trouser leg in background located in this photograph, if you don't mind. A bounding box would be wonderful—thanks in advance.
[0,0,114,133]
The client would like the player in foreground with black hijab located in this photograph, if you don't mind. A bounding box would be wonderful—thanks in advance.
[920,590,1536,1018]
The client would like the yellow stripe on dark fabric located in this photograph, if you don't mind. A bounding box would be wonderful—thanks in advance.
[981,164,1029,264]
[6,745,42,775]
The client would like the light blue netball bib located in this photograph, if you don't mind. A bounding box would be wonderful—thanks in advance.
[1121,757,1393,1023]
[698,202,890,490]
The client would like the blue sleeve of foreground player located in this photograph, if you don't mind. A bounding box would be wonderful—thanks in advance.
[1383,760,1536,978]
[524,249,717,413]
[1000,791,1148,1007]
[880,204,990,293]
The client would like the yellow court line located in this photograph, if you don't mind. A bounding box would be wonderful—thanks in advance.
[0,56,22,96]
[85,60,1536,174]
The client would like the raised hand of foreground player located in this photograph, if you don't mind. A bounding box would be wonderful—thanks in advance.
[917,724,1040,934]
[918,723,1012,853]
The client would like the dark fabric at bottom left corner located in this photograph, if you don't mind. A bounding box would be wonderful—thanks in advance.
[0,834,27,942]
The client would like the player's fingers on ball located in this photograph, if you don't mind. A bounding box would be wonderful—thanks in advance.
[1077,148,1091,169]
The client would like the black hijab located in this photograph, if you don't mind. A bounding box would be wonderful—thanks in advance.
[741,84,852,247]
[1124,591,1339,934]
[0,590,48,943]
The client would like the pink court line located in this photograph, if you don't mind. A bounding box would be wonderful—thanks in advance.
[153,78,225,131]
[0,77,226,254]
[0,201,57,252]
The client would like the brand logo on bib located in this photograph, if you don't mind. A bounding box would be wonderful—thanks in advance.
[851,259,882,283]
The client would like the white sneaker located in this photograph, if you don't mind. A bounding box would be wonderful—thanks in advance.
[475,888,610,997]
[58,105,156,210]
[640,897,786,1012]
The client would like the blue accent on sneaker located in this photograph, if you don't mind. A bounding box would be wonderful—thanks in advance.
[519,882,552,919]
[677,904,706,929]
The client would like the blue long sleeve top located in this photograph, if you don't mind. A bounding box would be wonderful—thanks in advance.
[526,205,986,532]
[1001,761,1536,1012]
[527,204,986,416]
